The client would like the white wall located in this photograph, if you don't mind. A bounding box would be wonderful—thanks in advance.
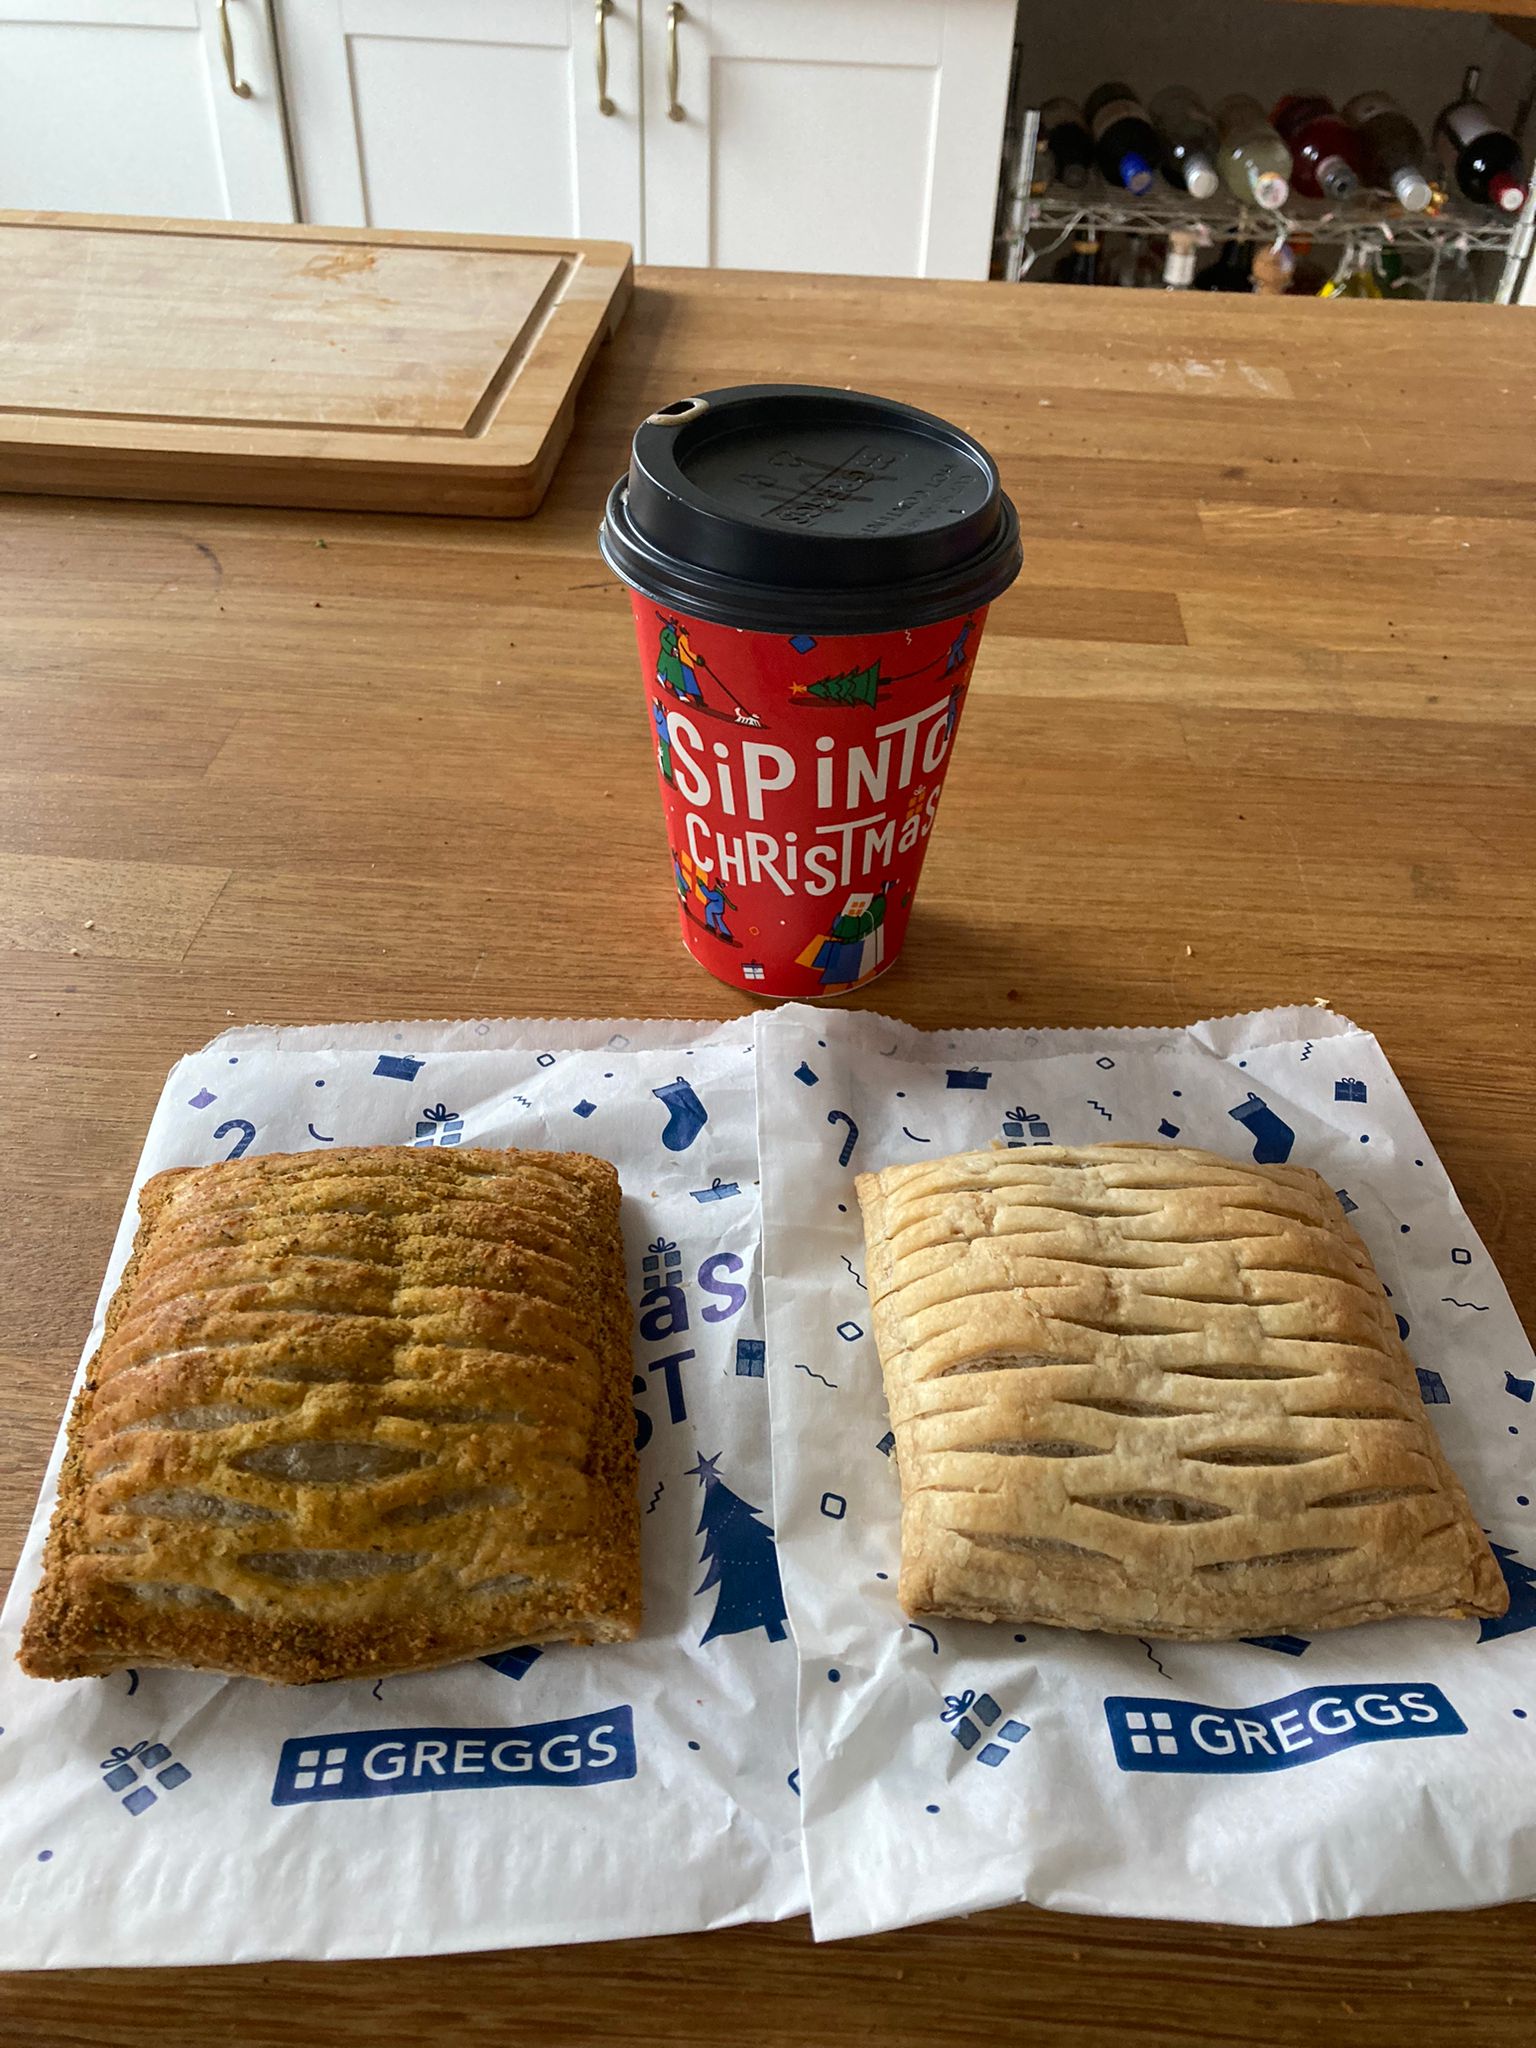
[1013,0,1535,139]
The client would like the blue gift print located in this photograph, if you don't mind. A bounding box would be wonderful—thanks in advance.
[941,1689,1029,1767]
[1002,1107,1051,1147]
[374,1053,424,1082]
[100,1739,191,1816]
[413,1103,463,1146]
[642,1237,681,1283]
[480,1645,545,1680]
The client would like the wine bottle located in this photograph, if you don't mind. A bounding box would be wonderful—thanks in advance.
[1163,229,1198,289]
[1272,93,1366,202]
[1250,240,1296,295]
[1434,66,1529,213]
[1343,90,1431,212]
[1084,81,1159,195]
[1039,97,1093,191]
[1214,95,1290,209]
[1150,86,1221,201]
[1053,230,1101,285]
[1192,239,1254,293]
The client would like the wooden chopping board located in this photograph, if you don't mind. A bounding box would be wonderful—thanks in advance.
[0,212,632,517]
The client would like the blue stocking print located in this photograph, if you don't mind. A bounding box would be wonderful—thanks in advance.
[1228,1091,1295,1165]
[653,1076,709,1152]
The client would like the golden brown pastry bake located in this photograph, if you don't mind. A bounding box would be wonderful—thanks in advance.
[19,1147,641,1683]
[856,1142,1505,1639]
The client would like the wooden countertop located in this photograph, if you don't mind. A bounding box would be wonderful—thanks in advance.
[3,269,1534,2045]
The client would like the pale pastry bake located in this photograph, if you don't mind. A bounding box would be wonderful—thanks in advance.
[856,1142,1506,1638]
[19,1147,641,1683]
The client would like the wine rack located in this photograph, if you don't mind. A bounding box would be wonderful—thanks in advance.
[997,108,1536,301]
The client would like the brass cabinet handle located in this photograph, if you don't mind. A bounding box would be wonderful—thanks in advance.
[666,2,684,122]
[595,0,615,115]
[218,0,253,98]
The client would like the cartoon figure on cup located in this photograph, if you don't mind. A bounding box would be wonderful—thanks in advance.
[944,617,975,675]
[656,616,705,704]
[671,847,691,904]
[804,885,890,992]
[700,875,735,942]
[651,698,675,786]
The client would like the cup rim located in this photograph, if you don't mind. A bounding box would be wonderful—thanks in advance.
[599,477,1021,635]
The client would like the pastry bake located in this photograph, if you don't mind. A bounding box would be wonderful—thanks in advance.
[856,1142,1505,1638]
[19,1147,641,1683]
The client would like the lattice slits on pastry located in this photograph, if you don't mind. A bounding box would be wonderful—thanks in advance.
[20,1147,640,1683]
[857,1143,1506,1639]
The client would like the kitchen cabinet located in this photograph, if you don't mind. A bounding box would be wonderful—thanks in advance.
[278,0,1015,276]
[275,0,644,246]
[0,0,292,219]
[639,0,1015,276]
[2,0,1015,278]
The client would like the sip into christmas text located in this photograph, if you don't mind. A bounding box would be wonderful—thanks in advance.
[664,693,955,896]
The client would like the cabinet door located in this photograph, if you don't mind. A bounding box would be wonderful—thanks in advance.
[641,0,1014,278]
[278,0,642,246]
[0,0,292,219]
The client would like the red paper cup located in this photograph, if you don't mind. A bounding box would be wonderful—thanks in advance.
[600,386,1020,998]
[628,597,990,996]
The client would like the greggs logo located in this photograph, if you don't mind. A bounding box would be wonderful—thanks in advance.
[1106,1684,1465,1775]
[271,1707,636,1805]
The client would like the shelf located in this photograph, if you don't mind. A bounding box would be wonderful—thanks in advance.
[1019,183,1527,255]
[995,102,1536,302]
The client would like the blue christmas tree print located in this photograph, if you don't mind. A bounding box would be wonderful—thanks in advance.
[1480,1542,1536,1642]
[688,1452,788,1645]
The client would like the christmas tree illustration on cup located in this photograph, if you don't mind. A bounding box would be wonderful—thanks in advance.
[687,1452,788,1645]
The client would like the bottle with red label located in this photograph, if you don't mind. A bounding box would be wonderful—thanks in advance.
[1434,66,1529,214]
[1272,93,1367,202]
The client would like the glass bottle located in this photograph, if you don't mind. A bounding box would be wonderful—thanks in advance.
[1039,97,1093,191]
[1215,95,1291,210]
[1434,66,1529,213]
[1193,239,1255,292]
[1084,81,1159,195]
[1150,86,1221,201]
[1272,93,1367,202]
[1163,229,1198,288]
[1052,230,1101,285]
[1343,90,1432,212]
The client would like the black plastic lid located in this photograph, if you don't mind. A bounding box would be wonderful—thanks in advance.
[598,384,1021,634]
